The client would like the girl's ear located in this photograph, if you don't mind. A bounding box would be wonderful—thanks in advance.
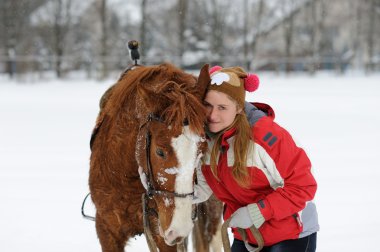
[236,102,243,114]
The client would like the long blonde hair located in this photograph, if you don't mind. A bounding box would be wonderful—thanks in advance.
[209,105,252,188]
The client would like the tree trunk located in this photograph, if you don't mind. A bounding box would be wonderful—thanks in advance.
[308,0,319,74]
[282,1,295,73]
[53,0,63,78]
[243,0,249,70]
[366,0,376,73]
[100,0,108,79]
[52,0,71,78]
[210,0,226,65]
[1,0,19,78]
[140,0,147,62]
[177,0,187,67]
[250,0,264,71]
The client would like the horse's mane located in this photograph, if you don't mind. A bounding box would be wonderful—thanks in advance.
[104,63,206,135]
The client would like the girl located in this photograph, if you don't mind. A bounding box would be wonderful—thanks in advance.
[194,66,319,252]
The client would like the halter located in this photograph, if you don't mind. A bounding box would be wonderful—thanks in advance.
[140,112,198,233]
[140,113,195,199]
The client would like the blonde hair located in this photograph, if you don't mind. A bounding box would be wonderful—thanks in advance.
[208,102,252,188]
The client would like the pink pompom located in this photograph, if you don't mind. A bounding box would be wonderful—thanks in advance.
[244,73,259,92]
[209,65,223,74]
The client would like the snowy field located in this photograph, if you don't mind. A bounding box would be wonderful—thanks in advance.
[1,71,379,251]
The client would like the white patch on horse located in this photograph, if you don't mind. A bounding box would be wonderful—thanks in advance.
[163,197,172,207]
[165,167,179,174]
[164,125,201,239]
[157,172,168,185]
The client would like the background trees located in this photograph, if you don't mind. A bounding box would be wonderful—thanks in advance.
[0,0,379,78]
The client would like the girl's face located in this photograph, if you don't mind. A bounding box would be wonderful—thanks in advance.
[204,90,242,133]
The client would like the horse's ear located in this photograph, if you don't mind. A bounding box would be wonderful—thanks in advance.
[196,64,210,99]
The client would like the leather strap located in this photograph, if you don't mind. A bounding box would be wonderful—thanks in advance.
[221,217,264,252]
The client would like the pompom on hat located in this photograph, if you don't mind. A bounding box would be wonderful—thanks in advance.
[208,65,259,108]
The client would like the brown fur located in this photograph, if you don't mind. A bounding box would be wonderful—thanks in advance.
[89,63,211,252]
[192,195,224,252]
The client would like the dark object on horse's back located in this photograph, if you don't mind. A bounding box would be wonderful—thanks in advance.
[128,40,140,64]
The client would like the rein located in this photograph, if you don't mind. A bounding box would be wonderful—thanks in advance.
[221,217,264,252]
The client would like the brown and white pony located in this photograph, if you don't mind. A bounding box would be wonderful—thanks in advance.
[89,63,213,252]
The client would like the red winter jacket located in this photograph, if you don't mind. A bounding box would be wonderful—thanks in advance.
[201,102,319,246]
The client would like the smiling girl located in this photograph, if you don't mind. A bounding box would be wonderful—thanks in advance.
[194,66,319,252]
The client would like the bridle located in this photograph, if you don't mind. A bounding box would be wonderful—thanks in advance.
[139,112,195,199]
[140,113,199,252]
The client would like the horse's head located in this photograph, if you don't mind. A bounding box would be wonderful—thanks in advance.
[135,64,210,245]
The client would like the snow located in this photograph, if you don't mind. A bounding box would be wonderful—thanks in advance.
[1,72,379,251]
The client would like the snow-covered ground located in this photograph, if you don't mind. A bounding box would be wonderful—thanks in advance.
[1,71,379,251]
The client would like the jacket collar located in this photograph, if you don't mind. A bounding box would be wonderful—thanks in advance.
[206,127,236,152]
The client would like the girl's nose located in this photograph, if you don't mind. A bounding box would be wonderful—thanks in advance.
[207,108,217,121]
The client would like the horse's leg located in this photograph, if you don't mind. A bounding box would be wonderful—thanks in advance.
[209,221,222,252]
[207,195,223,252]
[95,213,126,252]
[193,195,224,252]
[192,204,209,252]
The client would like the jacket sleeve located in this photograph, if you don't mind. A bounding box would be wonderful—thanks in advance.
[193,165,213,204]
[255,124,317,221]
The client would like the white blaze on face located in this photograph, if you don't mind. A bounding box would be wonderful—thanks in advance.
[164,125,201,240]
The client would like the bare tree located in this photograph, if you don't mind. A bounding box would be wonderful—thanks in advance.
[307,0,320,74]
[250,0,265,71]
[0,0,19,78]
[177,0,188,67]
[140,0,148,61]
[243,0,249,69]
[281,0,296,72]
[366,0,378,72]
[99,0,108,79]
[208,0,228,65]
[51,0,72,78]
[0,0,46,77]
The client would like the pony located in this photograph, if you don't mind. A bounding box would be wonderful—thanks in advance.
[89,63,212,252]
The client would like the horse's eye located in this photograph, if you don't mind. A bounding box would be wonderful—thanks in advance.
[156,148,165,158]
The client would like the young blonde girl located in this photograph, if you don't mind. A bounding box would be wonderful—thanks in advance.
[194,66,319,252]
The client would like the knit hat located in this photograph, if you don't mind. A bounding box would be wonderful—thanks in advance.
[208,66,259,108]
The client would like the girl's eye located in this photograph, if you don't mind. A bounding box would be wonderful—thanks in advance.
[156,148,165,158]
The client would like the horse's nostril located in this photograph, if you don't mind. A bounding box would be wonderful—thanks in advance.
[165,229,184,245]
[165,236,184,246]
[174,237,184,244]
[166,230,176,239]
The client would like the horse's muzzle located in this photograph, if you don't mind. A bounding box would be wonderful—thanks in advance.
[164,229,186,246]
